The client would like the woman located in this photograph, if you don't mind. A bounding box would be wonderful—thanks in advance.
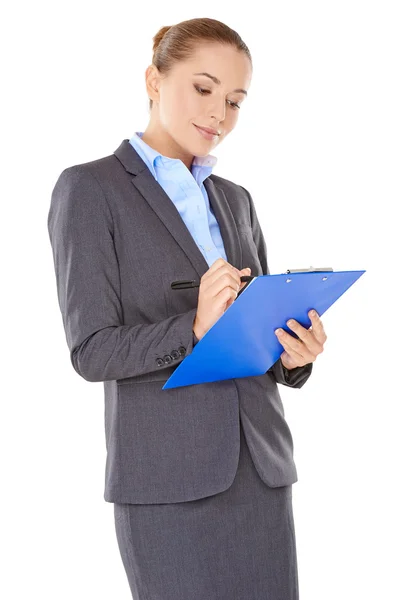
[47,17,326,600]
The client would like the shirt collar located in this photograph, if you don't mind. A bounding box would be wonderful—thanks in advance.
[128,132,217,183]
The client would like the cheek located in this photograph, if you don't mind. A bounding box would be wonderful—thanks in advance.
[167,88,202,122]
[160,84,187,120]
[229,109,240,123]
[186,91,204,116]
[223,111,239,134]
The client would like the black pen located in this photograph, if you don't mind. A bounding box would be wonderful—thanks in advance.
[171,275,254,290]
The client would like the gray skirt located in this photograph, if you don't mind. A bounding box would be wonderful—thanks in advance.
[113,418,299,600]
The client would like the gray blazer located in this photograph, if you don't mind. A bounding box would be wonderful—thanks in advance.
[47,139,312,504]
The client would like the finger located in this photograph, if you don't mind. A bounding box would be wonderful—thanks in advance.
[202,262,241,292]
[206,270,241,299]
[286,318,323,356]
[202,258,234,282]
[307,309,327,344]
[279,344,308,368]
[275,328,315,364]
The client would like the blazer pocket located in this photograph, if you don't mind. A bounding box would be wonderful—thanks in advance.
[162,271,200,318]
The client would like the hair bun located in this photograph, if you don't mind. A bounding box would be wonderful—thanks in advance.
[152,25,173,54]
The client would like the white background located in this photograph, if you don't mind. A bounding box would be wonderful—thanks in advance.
[2,1,399,598]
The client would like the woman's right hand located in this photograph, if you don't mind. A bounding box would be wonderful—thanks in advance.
[193,258,251,341]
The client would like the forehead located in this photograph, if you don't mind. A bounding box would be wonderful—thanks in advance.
[174,43,252,87]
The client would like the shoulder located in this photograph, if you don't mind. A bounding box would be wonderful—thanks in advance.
[50,153,117,228]
[55,152,117,184]
[208,173,248,196]
[51,150,124,212]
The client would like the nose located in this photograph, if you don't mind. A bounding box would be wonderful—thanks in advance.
[208,96,226,123]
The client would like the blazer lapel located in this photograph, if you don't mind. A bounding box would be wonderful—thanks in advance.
[204,177,242,272]
[114,139,242,279]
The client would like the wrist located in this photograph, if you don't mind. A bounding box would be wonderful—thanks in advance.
[280,357,296,370]
[192,319,204,341]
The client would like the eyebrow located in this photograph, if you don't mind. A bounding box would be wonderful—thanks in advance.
[193,72,248,95]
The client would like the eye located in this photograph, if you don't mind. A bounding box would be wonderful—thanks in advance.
[194,85,241,110]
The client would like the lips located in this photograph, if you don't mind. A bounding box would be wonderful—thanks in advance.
[194,124,220,136]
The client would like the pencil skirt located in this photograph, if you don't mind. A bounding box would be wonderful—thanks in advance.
[113,418,299,600]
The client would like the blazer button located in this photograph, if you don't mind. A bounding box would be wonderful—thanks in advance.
[163,354,173,365]
[178,346,186,357]
[156,358,164,367]
[171,350,180,360]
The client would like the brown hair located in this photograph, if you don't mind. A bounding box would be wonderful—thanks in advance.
[149,18,252,110]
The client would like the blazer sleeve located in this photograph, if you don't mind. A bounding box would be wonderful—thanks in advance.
[47,165,198,383]
[239,185,313,389]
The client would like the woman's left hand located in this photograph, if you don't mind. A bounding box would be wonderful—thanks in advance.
[275,310,327,370]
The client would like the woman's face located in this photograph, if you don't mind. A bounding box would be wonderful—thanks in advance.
[145,43,252,163]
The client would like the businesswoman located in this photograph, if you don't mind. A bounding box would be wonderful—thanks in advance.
[48,17,327,600]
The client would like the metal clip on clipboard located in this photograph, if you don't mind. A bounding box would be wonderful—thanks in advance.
[237,266,334,299]
[285,266,334,273]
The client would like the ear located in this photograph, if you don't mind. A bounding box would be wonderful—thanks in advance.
[145,64,161,104]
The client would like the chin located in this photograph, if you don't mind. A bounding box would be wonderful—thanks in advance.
[194,138,220,154]
[193,147,212,157]
[185,141,213,158]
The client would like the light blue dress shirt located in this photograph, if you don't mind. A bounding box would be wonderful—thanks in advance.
[128,132,228,268]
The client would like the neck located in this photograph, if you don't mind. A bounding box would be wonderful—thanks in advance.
[141,121,194,171]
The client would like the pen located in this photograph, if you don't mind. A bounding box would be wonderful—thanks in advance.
[171,275,254,290]
[172,267,334,289]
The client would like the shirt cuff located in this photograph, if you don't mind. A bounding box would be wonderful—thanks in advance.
[270,357,313,388]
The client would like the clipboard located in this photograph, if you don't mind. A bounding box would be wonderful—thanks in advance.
[163,267,366,389]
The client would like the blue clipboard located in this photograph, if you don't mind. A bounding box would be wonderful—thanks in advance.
[163,268,366,389]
